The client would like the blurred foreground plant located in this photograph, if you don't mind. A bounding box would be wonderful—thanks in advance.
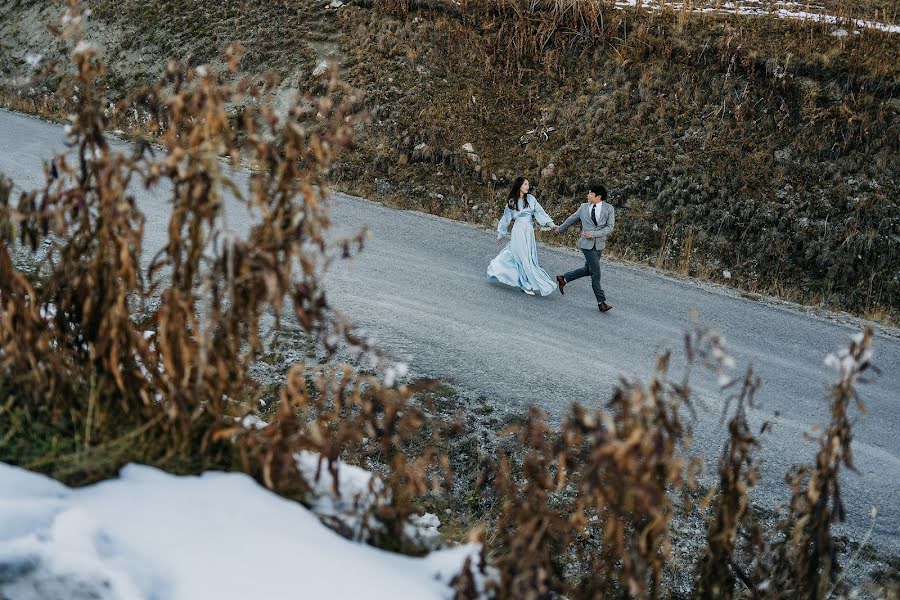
[0,0,439,550]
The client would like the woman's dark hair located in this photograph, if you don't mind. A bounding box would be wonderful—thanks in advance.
[588,183,608,202]
[507,176,530,210]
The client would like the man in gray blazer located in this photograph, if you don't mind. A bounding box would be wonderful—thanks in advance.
[553,183,615,312]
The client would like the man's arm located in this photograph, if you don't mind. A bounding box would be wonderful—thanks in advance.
[593,205,615,238]
[558,209,580,233]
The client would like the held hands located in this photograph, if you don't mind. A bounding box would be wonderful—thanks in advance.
[583,231,593,239]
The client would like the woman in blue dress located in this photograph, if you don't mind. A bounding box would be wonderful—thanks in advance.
[487,177,559,296]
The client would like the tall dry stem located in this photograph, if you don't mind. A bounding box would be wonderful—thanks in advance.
[695,365,765,599]
[767,328,876,599]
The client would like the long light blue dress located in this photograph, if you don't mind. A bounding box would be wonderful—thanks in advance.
[487,194,558,296]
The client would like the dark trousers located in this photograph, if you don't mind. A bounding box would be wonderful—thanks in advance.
[564,248,606,303]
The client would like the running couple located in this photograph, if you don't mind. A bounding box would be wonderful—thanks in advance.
[487,177,614,313]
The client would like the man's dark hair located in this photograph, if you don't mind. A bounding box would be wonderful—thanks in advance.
[588,183,607,202]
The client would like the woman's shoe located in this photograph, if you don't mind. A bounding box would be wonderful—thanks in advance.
[523,288,536,296]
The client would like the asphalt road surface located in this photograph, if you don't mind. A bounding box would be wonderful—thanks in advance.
[2,109,898,550]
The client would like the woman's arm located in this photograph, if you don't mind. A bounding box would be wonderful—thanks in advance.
[496,207,513,239]
[531,197,556,228]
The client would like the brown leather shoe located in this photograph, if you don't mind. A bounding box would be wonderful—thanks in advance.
[598,302,612,312]
[556,275,566,295]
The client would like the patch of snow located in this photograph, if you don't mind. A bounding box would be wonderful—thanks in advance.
[405,513,444,551]
[824,333,872,379]
[73,41,96,55]
[313,60,329,77]
[295,450,446,552]
[23,52,43,70]
[610,0,900,33]
[384,361,409,387]
[240,414,267,430]
[769,10,899,33]
[38,303,56,321]
[0,462,486,600]
[295,450,384,541]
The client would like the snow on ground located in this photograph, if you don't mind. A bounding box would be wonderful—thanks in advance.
[0,462,486,600]
[612,0,900,33]
[295,451,446,551]
[295,449,386,542]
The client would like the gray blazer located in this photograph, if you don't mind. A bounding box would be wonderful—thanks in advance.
[559,201,615,250]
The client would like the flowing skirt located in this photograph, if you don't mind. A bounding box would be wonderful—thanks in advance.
[487,219,557,296]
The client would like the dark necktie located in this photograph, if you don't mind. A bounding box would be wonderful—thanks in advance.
[590,204,598,226]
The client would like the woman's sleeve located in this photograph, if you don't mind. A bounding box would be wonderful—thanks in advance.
[497,207,513,239]
[531,197,556,227]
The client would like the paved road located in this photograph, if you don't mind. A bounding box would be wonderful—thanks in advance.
[2,109,898,550]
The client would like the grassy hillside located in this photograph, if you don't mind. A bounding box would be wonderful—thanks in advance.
[1,0,898,322]
[334,1,900,323]
[2,4,899,597]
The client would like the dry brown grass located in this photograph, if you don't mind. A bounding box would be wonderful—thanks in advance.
[454,321,881,599]
[0,2,894,597]
[0,1,442,550]
[695,365,763,599]
[765,328,877,599]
